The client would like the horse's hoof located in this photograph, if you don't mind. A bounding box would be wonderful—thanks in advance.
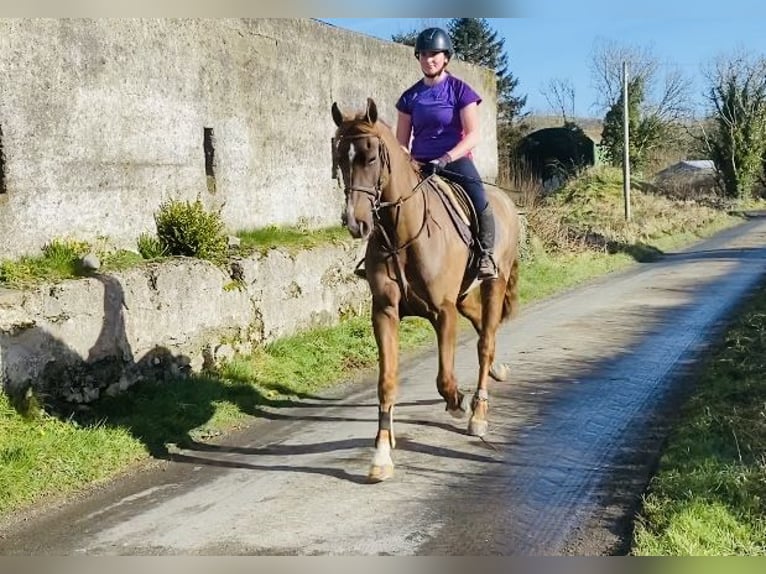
[467,418,488,437]
[446,393,467,419]
[368,464,394,483]
[489,362,510,382]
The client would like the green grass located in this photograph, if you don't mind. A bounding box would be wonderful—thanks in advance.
[237,225,350,255]
[0,168,762,525]
[0,226,351,289]
[0,239,90,288]
[631,287,766,556]
[0,395,147,515]
[0,239,151,289]
[0,315,436,516]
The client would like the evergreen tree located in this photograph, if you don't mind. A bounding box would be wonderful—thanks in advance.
[447,18,527,182]
[703,55,766,198]
[447,18,526,124]
[600,77,644,168]
[391,30,418,47]
[601,77,675,172]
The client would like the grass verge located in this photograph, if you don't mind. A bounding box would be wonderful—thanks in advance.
[631,284,766,555]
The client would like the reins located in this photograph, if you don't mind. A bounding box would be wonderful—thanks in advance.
[336,132,432,256]
[336,129,435,299]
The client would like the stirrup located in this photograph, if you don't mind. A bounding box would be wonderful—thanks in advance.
[477,252,498,280]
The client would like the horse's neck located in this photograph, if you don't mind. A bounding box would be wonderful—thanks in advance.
[382,148,427,243]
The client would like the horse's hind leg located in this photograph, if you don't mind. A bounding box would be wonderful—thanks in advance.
[468,279,506,437]
[433,301,465,417]
[368,299,400,483]
[458,292,510,382]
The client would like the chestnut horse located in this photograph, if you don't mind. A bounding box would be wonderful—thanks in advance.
[331,98,521,482]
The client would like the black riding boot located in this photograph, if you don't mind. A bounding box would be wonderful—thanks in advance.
[477,204,498,280]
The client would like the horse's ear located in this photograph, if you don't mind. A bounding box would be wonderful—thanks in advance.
[331,102,344,127]
[365,98,378,125]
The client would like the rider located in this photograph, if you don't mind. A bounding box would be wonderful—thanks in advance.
[395,27,498,280]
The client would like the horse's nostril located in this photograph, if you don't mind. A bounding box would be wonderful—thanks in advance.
[359,221,370,237]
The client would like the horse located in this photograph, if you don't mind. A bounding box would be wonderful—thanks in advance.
[331,97,521,482]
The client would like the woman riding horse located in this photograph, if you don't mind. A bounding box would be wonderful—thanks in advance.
[332,98,521,482]
[397,27,498,280]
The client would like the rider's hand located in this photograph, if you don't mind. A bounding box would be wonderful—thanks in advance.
[421,153,451,177]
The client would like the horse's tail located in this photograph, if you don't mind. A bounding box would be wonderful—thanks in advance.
[502,256,520,321]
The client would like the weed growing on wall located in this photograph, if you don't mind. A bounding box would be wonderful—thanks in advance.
[154,199,228,263]
[136,232,165,259]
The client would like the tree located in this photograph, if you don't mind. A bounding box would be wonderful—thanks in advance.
[600,77,644,168]
[541,78,576,125]
[448,18,526,125]
[590,38,691,172]
[391,30,417,47]
[701,53,766,199]
[447,18,527,182]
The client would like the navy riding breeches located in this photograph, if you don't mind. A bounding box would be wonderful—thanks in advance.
[440,157,488,212]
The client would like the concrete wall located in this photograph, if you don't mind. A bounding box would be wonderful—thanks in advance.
[0,18,498,259]
[0,241,369,403]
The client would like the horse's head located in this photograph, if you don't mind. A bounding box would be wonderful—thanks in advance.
[331,98,390,240]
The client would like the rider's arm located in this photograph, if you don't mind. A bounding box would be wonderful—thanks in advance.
[443,102,480,162]
[396,111,413,153]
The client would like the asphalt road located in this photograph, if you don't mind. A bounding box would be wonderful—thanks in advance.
[3,213,766,556]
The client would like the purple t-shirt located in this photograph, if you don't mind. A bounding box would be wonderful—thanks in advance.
[395,73,482,162]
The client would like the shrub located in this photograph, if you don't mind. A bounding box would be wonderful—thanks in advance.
[153,199,227,262]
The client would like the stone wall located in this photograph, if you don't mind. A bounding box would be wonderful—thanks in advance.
[0,241,368,403]
[0,18,498,259]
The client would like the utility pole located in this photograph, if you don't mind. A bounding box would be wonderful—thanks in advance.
[622,60,631,221]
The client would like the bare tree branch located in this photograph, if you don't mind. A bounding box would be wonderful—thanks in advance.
[540,77,576,124]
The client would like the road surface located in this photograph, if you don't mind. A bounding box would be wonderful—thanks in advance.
[2,213,766,555]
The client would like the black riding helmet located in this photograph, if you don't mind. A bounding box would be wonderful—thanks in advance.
[414,27,453,59]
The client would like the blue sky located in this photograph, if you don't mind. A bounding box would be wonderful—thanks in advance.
[320,14,766,119]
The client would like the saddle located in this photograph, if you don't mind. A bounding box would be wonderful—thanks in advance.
[424,174,484,293]
[353,174,484,296]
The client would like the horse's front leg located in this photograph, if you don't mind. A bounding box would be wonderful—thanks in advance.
[469,279,505,437]
[434,301,465,418]
[368,298,400,483]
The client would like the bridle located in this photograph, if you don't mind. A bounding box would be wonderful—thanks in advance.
[334,130,431,256]
[335,129,435,299]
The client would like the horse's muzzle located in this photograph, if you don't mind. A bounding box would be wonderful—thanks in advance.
[347,219,371,240]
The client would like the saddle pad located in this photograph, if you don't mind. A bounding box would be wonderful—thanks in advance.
[433,176,472,226]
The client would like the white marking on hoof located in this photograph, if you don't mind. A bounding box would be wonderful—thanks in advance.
[368,463,394,483]
[369,442,394,482]
[489,362,510,381]
[468,417,489,437]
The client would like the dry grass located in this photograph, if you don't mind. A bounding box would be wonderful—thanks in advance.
[519,165,741,261]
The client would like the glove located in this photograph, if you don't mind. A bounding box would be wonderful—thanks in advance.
[421,153,451,177]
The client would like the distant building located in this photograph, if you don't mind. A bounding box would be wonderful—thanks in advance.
[655,160,716,179]
[654,160,718,197]
[517,126,599,188]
